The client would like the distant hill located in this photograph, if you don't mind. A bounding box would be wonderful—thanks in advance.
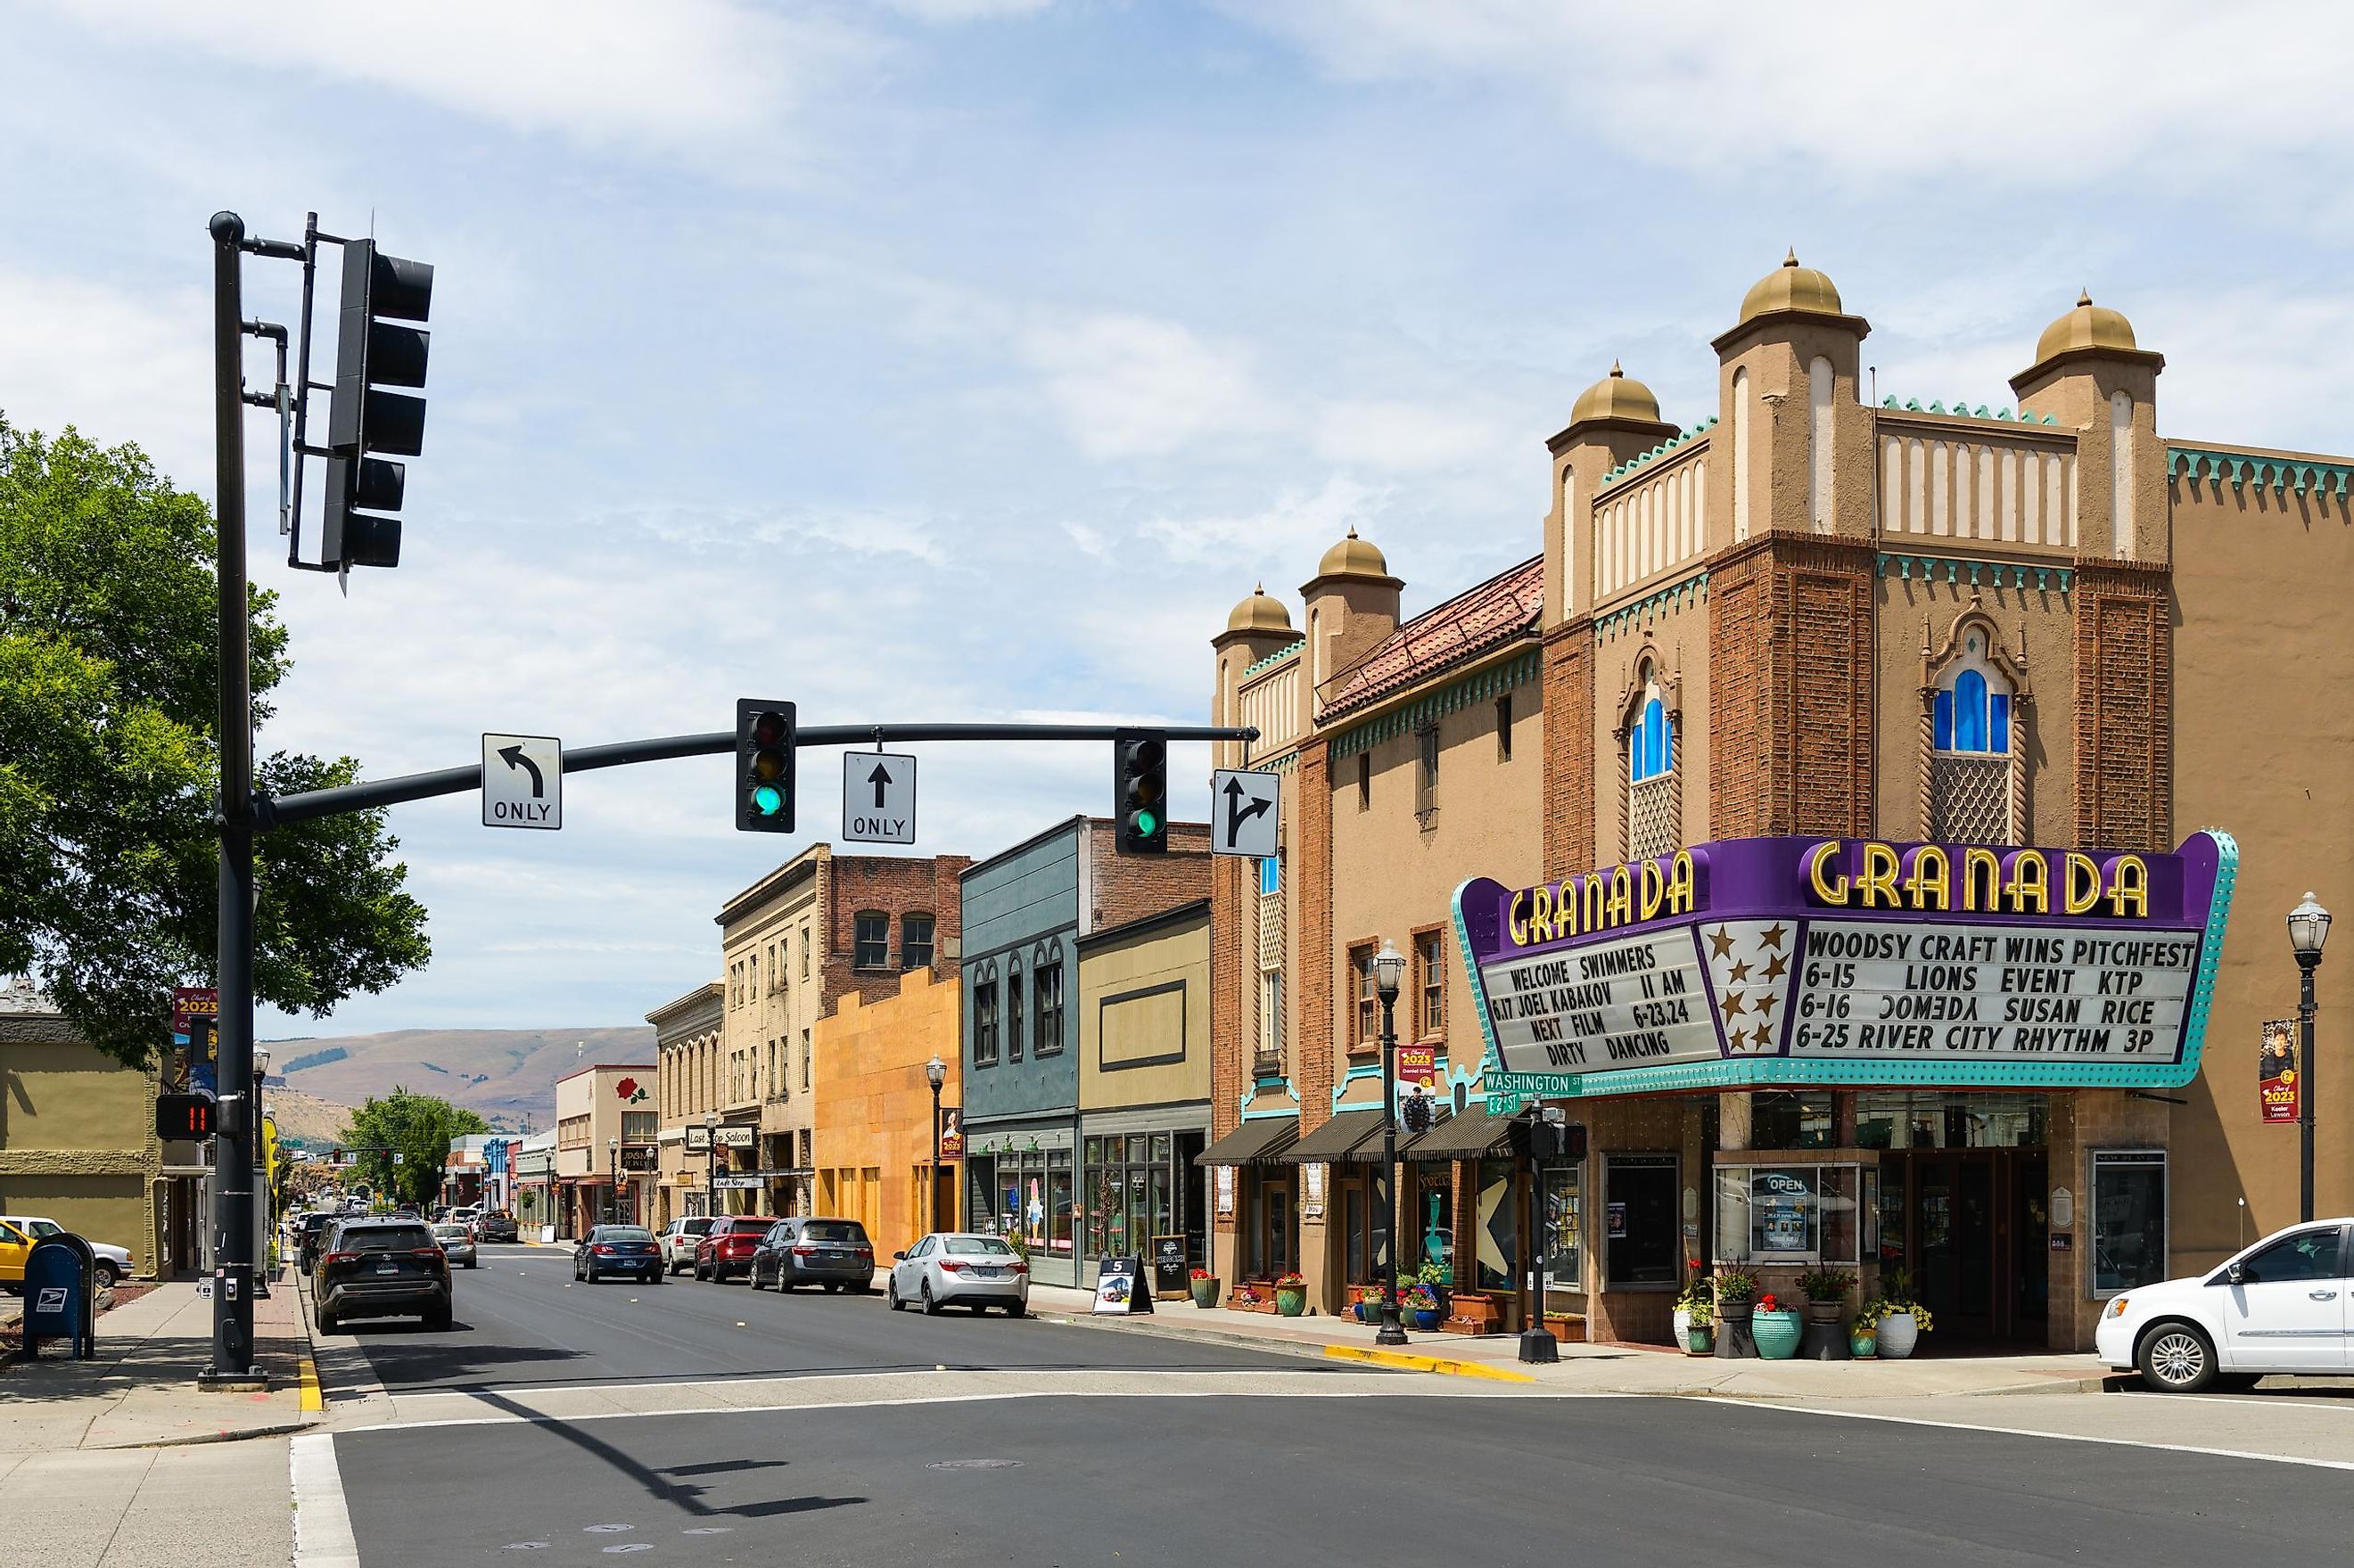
[265,1026,657,1130]
[266,1085,356,1148]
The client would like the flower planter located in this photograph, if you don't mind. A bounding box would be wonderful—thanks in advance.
[1412,1307,1441,1331]
[1683,1325,1715,1356]
[1751,1308,1803,1360]
[1276,1287,1307,1317]
[1876,1311,1921,1359]
[1804,1300,1844,1326]
[1189,1279,1220,1309]
[1848,1330,1879,1359]
[1543,1314,1584,1343]
[1444,1293,1502,1335]
[1713,1298,1757,1359]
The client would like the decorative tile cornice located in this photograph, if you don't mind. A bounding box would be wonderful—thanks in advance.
[1881,396,2059,426]
[1326,647,1540,761]
[1600,418,1716,490]
[1876,552,2073,594]
[1595,569,1708,641]
[2168,446,2354,498]
[1241,641,1303,678]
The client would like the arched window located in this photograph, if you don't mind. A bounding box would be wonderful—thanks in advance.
[1924,617,2025,844]
[1630,690,1674,782]
[1934,646,2012,755]
[1006,956,1025,1063]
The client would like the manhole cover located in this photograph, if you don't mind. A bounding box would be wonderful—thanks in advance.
[928,1458,1025,1470]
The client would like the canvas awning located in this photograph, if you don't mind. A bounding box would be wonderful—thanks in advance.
[1274,1108,1390,1165]
[1397,1105,1528,1162]
[1194,1118,1299,1166]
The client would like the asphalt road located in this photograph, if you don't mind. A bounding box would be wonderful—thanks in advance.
[319,1243,1306,1394]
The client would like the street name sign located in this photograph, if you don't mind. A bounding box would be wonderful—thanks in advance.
[482,733,562,830]
[843,752,917,844]
[685,1125,756,1152]
[1210,769,1280,858]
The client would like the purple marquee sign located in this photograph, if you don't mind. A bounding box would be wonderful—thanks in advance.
[1453,832,2236,1100]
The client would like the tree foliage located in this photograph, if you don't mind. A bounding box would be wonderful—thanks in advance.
[0,416,431,1066]
[341,1088,490,1209]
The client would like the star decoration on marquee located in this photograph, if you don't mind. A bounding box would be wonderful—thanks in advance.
[1699,920,1799,1057]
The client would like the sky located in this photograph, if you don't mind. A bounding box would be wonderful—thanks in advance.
[5,0,2351,1039]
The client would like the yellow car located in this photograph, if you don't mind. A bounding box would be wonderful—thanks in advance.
[0,1220,32,1292]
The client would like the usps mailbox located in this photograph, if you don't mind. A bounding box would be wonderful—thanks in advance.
[23,1232,96,1359]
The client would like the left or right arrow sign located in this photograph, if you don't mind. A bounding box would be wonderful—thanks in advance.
[482,733,563,830]
[843,751,917,844]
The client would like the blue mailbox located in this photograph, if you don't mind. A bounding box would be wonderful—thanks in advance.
[23,1232,96,1359]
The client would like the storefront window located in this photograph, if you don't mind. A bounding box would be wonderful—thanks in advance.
[1475,1159,1518,1291]
[1543,1162,1582,1299]
[1412,1164,1454,1283]
[2090,1150,2166,1296]
[1605,1153,1678,1287]
[1854,1092,2047,1151]
[1750,1091,1834,1150]
[1713,1163,1871,1265]
[1082,1136,1181,1260]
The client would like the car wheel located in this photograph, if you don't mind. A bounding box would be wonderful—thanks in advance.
[465,1259,477,1269]
[2137,1322,2218,1393]
[425,1307,454,1332]
[1004,1301,1025,1318]
[887,1277,903,1311]
[921,1280,942,1316]
[93,1261,121,1289]
[823,1281,843,1293]
[647,1269,663,1285]
[317,1308,338,1334]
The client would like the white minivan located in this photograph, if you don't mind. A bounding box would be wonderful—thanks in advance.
[2095,1218,2350,1391]
[658,1216,715,1274]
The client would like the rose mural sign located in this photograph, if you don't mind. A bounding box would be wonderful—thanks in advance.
[1453,832,2237,1103]
[614,1077,648,1104]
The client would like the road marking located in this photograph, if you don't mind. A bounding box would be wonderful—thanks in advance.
[290,1433,360,1568]
[1324,1344,1535,1383]
[298,1350,324,1413]
[1722,1397,2354,1472]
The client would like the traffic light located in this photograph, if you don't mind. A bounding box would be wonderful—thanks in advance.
[321,238,432,571]
[735,700,797,832]
[1114,728,1168,854]
[156,1093,218,1142]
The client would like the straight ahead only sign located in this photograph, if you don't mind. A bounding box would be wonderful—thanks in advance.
[843,752,916,844]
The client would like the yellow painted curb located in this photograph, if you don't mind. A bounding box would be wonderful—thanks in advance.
[1323,1343,1535,1383]
[297,1351,324,1413]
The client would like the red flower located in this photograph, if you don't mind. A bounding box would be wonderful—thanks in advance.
[614,1077,639,1101]
[1757,1293,1782,1313]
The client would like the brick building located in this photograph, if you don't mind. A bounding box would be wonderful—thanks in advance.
[811,966,961,1263]
[1205,255,2352,1350]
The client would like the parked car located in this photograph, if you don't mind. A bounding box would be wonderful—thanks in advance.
[693,1217,777,1282]
[430,1221,479,1269]
[659,1216,715,1274]
[472,1211,519,1244]
[314,1219,452,1333]
[749,1218,875,1293]
[297,1211,341,1274]
[2097,1217,2353,1391]
[0,1216,135,1288]
[0,1219,32,1294]
[575,1225,663,1284]
[886,1232,1029,1316]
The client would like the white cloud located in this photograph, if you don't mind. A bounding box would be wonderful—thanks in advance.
[870,0,1054,20]
[1312,398,1509,472]
[1140,472,1387,567]
[1223,1,2354,182]
[0,268,212,480]
[34,0,874,163]
[1020,311,1271,459]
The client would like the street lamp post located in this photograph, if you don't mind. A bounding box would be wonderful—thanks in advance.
[607,1137,621,1226]
[1372,939,1409,1347]
[2288,892,2332,1224]
[926,1055,948,1236]
[704,1110,719,1220]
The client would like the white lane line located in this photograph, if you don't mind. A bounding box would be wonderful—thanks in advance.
[1713,1396,2354,1473]
[290,1433,362,1568]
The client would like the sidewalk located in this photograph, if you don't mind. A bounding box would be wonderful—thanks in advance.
[1027,1285,2109,1397]
[0,1277,317,1453]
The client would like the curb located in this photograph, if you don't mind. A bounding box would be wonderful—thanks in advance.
[1323,1343,1535,1383]
[1041,1311,1535,1382]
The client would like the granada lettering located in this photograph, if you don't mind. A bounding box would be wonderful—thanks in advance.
[1805,841,2150,919]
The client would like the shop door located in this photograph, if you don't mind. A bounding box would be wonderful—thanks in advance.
[1905,1151,2040,1342]
[1251,1176,1295,1278]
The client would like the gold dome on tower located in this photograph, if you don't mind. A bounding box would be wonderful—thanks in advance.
[1226,585,1294,635]
[1569,361,1662,426]
[2034,290,2139,364]
[1738,248,1845,324]
[1315,528,1390,580]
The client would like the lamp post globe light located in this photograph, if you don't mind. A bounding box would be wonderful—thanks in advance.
[1371,938,1410,1346]
[926,1054,948,1234]
[2288,892,2331,1223]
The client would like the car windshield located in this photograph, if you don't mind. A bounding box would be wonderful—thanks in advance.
[944,1236,1016,1257]
[342,1226,432,1252]
[597,1227,654,1242]
[432,1225,469,1240]
[22,1219,62,1238]
[680,1219,713,1234]
[802,1221,867,1244]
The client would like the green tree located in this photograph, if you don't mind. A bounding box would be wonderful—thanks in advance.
[342,1088,490,1209]
[0,417,431,1066]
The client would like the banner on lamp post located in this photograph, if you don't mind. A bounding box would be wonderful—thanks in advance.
[2259,1018,2299,1123]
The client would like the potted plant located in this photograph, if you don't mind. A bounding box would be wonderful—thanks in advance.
[1674,1272,1716,1356]
[1848,1301,1881,1358]
[1189,1267,1220,1309]
[1230,1280,1266,1311]
[1444,1291,1502,1334]
[1354,1283,1387,1323]
[1403,1281,1441,1331]
[1274,1272,1308,1317]
[1751,1290,1803,1359]
[1873,1274,1932,1359]
[1798,1266,1856,1326]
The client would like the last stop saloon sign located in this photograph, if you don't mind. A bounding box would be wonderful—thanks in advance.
[1453,832,2236,1098]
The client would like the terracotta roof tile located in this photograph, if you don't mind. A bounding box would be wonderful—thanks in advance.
[1318,554,1543,720]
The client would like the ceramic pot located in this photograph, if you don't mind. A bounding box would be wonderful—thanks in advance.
[1805,1300,1844,1325]
[1276,1287,1307,1317]
[1849,1330,1879,1358]
[1412,1308,1441,1331]
[1752,1308,1804,1360]
[1190,1279,1219,1309]
[1683,1325,1715,1356]
[1877,1311,1920,1359]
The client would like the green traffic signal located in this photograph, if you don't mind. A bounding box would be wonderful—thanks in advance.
[753,784,785,817]
[1134,809,1159,838]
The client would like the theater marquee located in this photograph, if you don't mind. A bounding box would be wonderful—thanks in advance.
[1454,832,2236,1100]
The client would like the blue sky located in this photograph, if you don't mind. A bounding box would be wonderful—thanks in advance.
[4,1,2349,1038]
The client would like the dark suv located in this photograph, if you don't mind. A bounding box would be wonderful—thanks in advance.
[314,1219,452,1333]
[296,1211,339,1274]
[750,1218,875,1293]
[692,1217,777,1282]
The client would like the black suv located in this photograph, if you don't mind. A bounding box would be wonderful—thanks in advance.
[749,1217,876,1293]
[314,1219,453,1333]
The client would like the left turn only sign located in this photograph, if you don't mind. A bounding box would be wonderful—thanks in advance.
[482,733,563,830]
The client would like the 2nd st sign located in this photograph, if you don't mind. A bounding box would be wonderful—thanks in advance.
[482,733,563,830]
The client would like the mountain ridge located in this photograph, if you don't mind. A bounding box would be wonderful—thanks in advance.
[268,1025,657,1129]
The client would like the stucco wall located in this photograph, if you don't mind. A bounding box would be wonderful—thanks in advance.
[0,1023,165,1276]
[1078,907,1210,1114]
[811,968,962,1260]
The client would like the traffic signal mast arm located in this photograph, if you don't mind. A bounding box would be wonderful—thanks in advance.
[253,721,1258,831]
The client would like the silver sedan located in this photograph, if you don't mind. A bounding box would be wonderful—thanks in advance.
[429,1222,479,1269]
[886,1232,1029,1316]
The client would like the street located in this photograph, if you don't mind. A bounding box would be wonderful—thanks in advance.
[299,1248,2354,1568]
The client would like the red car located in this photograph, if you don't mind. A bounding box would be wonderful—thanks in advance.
[693,1216,778,1283]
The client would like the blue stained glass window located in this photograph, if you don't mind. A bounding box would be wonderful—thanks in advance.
[1988,693,2010,753]
[1257,856,1280,896]
[1953,669,1988,751]
[1933,691,1955,751]
[1631,695,1672,783]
